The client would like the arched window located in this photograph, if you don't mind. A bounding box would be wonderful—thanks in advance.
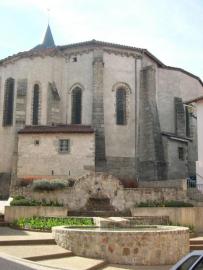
[116,88,126,125]
[32,84,40,125]
[71,87,82,124]
[3,78,15,126]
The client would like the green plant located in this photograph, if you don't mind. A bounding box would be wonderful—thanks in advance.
[136,200,193,207]
[13,217,94,230]
[10,196,63,207]
[164,201,193,207]
[14,195,26,200]
[168,221,195,233]
[32,179,69,192]
[11,197,40,206]
[0,195,8,200]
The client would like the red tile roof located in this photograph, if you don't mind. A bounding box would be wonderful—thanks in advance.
[18,125,95,134]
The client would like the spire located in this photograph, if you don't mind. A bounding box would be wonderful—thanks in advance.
[42,24,55,48]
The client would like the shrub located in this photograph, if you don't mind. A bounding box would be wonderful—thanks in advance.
[168,221,195,233]
[10,196,63,207]
[32,179,69,192]
[0,195,9,200]
[136,200,193,207]
[164,201,193,207]
[16,179,32,187]
[11,197,40,206]
[120,179,138,188]
[13,217,94,230]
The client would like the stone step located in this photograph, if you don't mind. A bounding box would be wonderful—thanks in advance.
[190,238,203,250]
[0,215,9,226]
[190,244,203,251]
[37,256,107,270]
[68,211,131,217]
[0,244,73,261]
[101,265,172,270]
[190,240,203,245]
[0,238,55,246]
[0,221,9,227]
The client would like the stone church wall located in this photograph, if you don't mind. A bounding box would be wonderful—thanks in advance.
[0,44,202,188]
[157,68,202,134]
[102,53,137,179]
[0,56,64,174]
[65,52,94,125]
[157,68,203,179]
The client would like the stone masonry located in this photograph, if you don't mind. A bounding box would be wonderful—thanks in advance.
[0,27,203,196]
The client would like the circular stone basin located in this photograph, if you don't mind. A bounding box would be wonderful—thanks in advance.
[52,225,189,265]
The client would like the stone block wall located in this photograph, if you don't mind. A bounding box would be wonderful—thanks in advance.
[53,225,189,265]
[5,206,68,223]
[138,66,166,181]
[17,133,95,178]
[92,50,106,164]
[131,207,203,232]
[11,173,188,212]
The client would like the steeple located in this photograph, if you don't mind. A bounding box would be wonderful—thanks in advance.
[42,24,55,48]
[32,24,56,50]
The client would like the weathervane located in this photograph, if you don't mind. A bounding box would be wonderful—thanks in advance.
[47,8,50,24]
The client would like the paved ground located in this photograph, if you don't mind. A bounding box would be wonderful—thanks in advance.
[103,266,171,270]
[0,226,172,270]
[0,245,72,260]
[0,226,52,240]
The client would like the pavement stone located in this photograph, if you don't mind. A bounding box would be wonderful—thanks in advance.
[0,227,174,270]
[0,227,52,241]
[102,265,172,270]
[0,244,72,260]
[37,256,106,270]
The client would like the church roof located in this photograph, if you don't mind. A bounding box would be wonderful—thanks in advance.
[0,34,202,86]
[18,125,95,134]
[32,24,56,50]
[185,96,203,104]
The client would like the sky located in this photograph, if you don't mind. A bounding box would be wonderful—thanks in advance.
[0,0,202,79]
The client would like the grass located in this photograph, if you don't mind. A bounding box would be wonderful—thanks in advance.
[13,217,94,231]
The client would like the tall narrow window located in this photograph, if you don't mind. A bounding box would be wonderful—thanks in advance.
[71,87,82,124]
[116,88,126,125]
[32,84,40,125]
[3,78,15,126]
[178,147,185,160]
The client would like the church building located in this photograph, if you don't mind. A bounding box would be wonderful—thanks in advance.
[0,25,202,195]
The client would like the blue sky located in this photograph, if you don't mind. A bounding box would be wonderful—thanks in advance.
[0,0,202,79]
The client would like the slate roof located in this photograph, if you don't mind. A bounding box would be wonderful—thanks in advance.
[0,25,202,86]
[185,96,203,104]
[33,24,56,50]
[18,125,95,134]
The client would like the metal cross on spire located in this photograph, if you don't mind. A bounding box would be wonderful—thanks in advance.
[47,8,50,24]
